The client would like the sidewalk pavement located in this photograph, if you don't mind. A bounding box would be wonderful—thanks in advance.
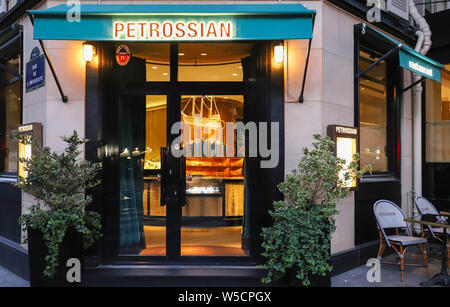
[0,266,29,287]
[332,247,444,287]
[0,247,445,287]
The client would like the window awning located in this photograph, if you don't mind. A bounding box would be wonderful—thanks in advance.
[29,4,315,41]
[358,24,444,83]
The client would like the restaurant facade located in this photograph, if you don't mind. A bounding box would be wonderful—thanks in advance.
[0,0,448,286]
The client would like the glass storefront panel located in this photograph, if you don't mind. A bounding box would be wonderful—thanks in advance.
[120,95,167,255]
[5,81,21,173]
[359,49,388,172]
[425,67,450,162]
[4,56,20,81]
[118,42,253,258]
[127,42,170,82]
[180,95,247,256]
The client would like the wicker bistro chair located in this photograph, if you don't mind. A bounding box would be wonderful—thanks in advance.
[415,196,449,268]
[373,200,428,281]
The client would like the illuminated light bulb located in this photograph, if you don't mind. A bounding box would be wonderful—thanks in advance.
[83,43,96,62]
[273,44,284,64]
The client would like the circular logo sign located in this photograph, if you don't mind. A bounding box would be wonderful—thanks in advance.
[115,44,131,66]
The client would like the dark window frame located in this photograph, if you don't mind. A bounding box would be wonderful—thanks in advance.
[354,24,402,180]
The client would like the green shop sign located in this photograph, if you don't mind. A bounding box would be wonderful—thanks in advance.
[399,49,441,82]
[30,4,315,41]
[362,24,444,83]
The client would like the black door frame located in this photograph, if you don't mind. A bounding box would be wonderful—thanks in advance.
[86,40,285,266]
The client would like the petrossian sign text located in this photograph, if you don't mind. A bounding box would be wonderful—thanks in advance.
[335,126,357,135]
[113,21,234,40]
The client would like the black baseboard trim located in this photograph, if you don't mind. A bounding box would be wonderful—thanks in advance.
[331,240,393,277]
[81,264,331,287]
[82,265,266,287]
[0,235,29,280]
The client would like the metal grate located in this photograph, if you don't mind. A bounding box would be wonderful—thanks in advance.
[414,0,426,16]
[386,0,409,20]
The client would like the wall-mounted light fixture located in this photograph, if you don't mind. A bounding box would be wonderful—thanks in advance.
[327,125,360,189]
[83,43,96,62]
[273,43,284,64]
[17,123,43,179]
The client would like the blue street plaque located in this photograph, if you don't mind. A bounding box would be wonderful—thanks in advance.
[25,47,45,92]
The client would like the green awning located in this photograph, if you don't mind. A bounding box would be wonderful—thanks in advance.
[29,4,315,41]
[362,24,444,83]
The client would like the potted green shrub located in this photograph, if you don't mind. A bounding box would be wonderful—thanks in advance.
[12,131,102,286]
[261,134,371,286]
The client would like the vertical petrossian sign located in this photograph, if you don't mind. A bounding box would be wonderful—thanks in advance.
[25,47,46,92]
[113,19,235,41]
[17,123,43,179]
[327,125,359,189]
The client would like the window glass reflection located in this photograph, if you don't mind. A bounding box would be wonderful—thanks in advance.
[126,42,170,81]
[4,80,21,173]
[359,49,388,172]
[180,95,248,256]
[426,68,450,162]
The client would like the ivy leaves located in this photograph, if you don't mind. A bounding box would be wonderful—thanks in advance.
[261,134,371,286]
[13,131,102,278]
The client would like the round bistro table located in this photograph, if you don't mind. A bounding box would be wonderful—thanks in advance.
[404,216,449,286]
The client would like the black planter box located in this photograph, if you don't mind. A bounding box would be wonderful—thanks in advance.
[27,228,83,287]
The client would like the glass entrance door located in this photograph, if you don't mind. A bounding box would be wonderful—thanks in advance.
[180,95,247,256]
[119,95,168,256]
[117,41,254,259]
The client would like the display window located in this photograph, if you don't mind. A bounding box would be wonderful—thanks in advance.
[117,42,254,257]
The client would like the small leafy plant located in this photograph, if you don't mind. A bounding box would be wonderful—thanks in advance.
[261,134,371,286]
[13,131,102,278]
